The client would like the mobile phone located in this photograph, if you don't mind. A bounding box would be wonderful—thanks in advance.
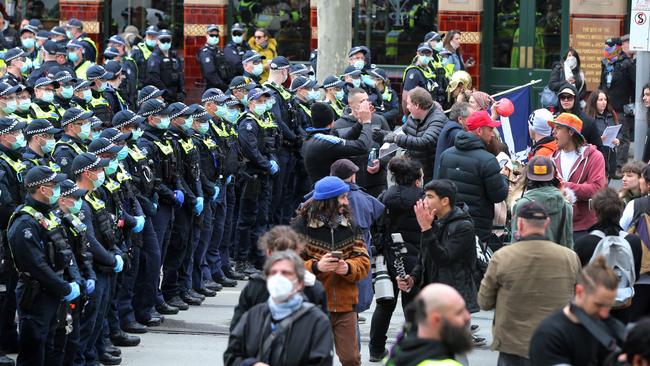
[391,233,404,244]
[331,251,343,259]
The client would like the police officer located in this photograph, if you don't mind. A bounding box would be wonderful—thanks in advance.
[137,85,165,106]
[71,152,124,366]
[65,18,98,63]
[49,26,68,44]
[198,24,233,92]
[67,39,92,80]
[342,65,363,103]
[52,179,96,366]
[19,25,38,65]
[0,83,19,118]
[52,70,78,113]
[162,102,204,307]
[288,63,313,85]
[10,85,32,124]
[224,23,249,76]
[29,77,62,126]
[241,50,265,85]
[228,76,255,104]
[145,29,185,104]
[235,88,280,275]
[85,64,114,126]
[22,119,61,171]
[136,99,183,315]
[367,68,399,127]
[1,48,28,87]
[71,78,93,112]
[106,35,139,109]
[7,166,80,366]
[29,41,74,84]
[265,56,300,225]
[53,108,93,176]
[109,112,163,326]
[402,43,442,110]
[103,61,128,114]
[322,75,347,119]
[0,116,28,364]
[131,26,158,89]
[201,92,244,285]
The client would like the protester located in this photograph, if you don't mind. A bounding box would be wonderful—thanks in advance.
[382,87,446,182]
[548,48,587,101]
[433,101,474,177]
[292,176,371,366]
[479,201,581,365]
[369,156,423,361]
[385,284,473,366]
[224,250,334,366]
[247,28,277,82]
[573,187,641,323]
[511,156,574,248]
[555,83,602,148]
[619,161,646,204]
[436,110,510,246]
[527,108,557,159]
[529,256,624,366]
[550,112,607,241]
[443,30,474,71]
[619,319,650,366]
[584,89,620,179]
[620,164,650,231]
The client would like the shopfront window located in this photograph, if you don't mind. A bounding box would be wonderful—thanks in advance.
[230,0,311,60]
[355,0,437,65]
[110,0,184,46]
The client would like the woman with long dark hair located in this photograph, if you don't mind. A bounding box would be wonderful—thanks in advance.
[443,30,474,72]
[548,48,587,101]
[584,89,620,179]
[368,156,423,361]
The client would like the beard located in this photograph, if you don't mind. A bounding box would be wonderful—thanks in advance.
[484,135,504,156]
[440,318,474,355]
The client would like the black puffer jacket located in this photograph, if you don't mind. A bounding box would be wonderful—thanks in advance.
[395,106,446,181]
[376,185,423,277]
[412,204,479,313]
[224,300,333,366]
[437,131,509,241]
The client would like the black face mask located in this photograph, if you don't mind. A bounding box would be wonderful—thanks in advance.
[440,318,474,355]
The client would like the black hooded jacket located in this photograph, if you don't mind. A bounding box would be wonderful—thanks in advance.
[555,82,602,148]
[386,336,460,366]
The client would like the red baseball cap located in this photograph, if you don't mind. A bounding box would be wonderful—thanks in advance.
[466,110,501,131]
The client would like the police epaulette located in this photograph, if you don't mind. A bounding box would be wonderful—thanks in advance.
[313,133,343,145]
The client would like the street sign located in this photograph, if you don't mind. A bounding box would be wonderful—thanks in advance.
[631,1,650,51]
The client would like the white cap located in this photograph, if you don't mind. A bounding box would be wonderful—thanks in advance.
[528,108,554,137]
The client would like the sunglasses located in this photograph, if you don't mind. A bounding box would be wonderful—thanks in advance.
[232,31,243,36]
[254,35,266,39]
[159,39,171,44]
[559,94,575,101]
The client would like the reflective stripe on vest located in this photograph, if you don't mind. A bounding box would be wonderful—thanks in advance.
[116,164,132,183]
[417,359,464,366]
[18,206,59,231]
[85,192,106,211]
[263,81,292,101]
[180,138,195,154]
[154,140,173,156]
[102,177,121,193]
[90,96,109,108]
[80,36,99,62]
[0,154,27,182]
[54,140,84,156]
[31,103,60,121]
[136,43,152,60]
[247,112,277,129]
[128,146,146,161]
[75,60,93,80]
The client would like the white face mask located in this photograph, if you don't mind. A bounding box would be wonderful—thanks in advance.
[266,274,295,303]
[565,56,577,69]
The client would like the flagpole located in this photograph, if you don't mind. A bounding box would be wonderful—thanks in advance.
[490,79,543,99]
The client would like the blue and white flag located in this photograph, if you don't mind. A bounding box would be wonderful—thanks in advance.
[495,85,531,161]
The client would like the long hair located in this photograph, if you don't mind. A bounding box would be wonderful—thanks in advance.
[294,196,352,225]
[563,48,582,71]
[443,30,463,59]
[584,89,618,123]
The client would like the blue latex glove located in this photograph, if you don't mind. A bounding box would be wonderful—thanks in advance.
[402,115,408,124]
[132,216,145,233]
[211,186,221,202]
[153,202,158,212]
[269,160,279,175]
[85,279,95,294]
[64,282,80,301]
[173,190,185,207]
[226,175,233,185]
[194,197,204,215]
[114,255,124,273]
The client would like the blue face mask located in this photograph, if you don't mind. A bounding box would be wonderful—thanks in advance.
[182,117,194,131]
[351,78,361,88]
[252,64,264,76]
[66,30,73,40]
[353,59,365,70]
[226,109,239,124]
[441,57,450,66]
[335,89,345,101]
[157,116,171,130]
[18,98,31,111]
[68,51,79,63]
[362,75,375,88]
[69,198,82,214]
[419,55,431,65]
[82,89,93,102]
[433,42,444,52]
[97,82,107,93]
[252,102,267,116]
[2,100,16,114]
[131,128,143,141]
[48,185,61,204]
[91,131,101,141]
[117,146,129,161]
[21,38,35,50]
[41,138,55,154]
[92,171,105,188]
[61,86,74,99]
[42,91,54,103]
[232,35,243,44]
[265,98,275,111]
[145,39,157,48]
[307,90,321,101]
[105,159,119,175]
[242,95,248,105]
[78,123,91,141]
[216,105,227,118]
[197,122,210,135]
[207,35,220,46]
[159,42,171,51]
[11,132,26,150]
[19,62,29,74]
